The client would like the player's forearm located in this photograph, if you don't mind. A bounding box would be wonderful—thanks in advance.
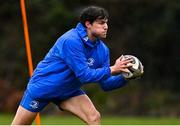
[99,75,128,91]
[78,67,111,84]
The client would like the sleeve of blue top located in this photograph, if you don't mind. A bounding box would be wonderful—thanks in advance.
[61,39,111,84]
[98,48,128,91]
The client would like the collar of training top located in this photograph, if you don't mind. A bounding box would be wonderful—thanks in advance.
[76,23,100,48]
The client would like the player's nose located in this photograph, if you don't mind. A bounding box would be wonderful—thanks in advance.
[103,23,108,30]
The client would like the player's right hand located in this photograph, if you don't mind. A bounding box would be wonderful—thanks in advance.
[110,55,133,75]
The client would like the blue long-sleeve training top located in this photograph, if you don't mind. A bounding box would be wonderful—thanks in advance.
[27,23,127,99]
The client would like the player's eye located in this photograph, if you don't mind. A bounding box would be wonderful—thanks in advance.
[96,19,108,25]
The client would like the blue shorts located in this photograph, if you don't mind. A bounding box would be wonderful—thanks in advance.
[20,89,85,112]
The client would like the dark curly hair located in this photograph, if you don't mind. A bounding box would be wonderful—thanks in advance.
[79,6,109,27]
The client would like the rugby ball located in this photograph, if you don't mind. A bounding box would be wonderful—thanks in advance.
[122,55,143,79]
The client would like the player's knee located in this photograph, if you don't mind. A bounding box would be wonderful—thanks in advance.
[86,110,101,124]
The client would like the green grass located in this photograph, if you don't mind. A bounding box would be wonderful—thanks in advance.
[2,114,180,125]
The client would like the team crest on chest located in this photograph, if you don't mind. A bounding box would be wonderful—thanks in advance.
[87,58,95,66]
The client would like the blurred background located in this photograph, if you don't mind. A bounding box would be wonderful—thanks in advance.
[0,0,180,124]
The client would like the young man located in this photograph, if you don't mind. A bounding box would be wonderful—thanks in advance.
[12,6,139,125]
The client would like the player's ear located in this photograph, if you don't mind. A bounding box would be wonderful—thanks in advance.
[85,21,91,28]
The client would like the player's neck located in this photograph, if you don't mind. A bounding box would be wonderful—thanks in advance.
[87,30,97,43]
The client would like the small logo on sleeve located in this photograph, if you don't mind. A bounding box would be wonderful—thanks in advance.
[29,100,39,109]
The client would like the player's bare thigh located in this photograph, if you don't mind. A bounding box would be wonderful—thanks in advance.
[11,105,37,125]
[59,94,101,125]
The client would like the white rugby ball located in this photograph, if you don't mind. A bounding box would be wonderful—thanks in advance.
[122,55,142,79]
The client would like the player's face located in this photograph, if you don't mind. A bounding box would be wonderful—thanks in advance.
[88,19,108,39]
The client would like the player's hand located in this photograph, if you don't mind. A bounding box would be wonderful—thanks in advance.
[122,56,144,80]
[110,55,133,75]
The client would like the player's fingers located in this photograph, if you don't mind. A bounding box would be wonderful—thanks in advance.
[122,64,133,68]
[122,59,133,64]
[141,68,144,74]
[120,64,132,68]
[139,62,144,73]
[118,55,124,61]
[121,68,130,73]
[141,66,144,73]
[127,63,133,67]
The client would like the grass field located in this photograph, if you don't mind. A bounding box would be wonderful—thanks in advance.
[1,114,180,125]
